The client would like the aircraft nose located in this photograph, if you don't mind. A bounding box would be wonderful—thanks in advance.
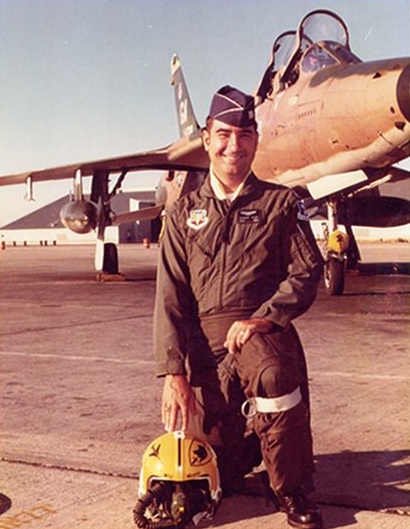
[397,63,410,122]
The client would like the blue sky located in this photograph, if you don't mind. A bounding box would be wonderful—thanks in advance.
[0,0,409,225]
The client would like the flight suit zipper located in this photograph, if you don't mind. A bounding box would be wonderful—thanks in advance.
[217,200,238,310]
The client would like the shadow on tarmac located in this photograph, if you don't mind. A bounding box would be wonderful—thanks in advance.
[315,449,410,512]
[0,493,12,516]
[342,289,410,297]
[209,485,358,529]
[215,449,410,528]
[358,263,410,275]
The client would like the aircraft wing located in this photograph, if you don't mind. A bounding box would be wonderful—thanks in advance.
[0,135,208,186]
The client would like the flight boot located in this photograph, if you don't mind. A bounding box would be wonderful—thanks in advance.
[276,488,323,529]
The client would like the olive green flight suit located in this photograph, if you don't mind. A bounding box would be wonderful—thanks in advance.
[154,174,323,495]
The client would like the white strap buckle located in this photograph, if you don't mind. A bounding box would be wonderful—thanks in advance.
[241,386,302,418]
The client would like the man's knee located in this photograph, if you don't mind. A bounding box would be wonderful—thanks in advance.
[237,329,303,394]
[257,363,300,397]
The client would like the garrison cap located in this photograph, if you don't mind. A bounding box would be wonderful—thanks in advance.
[208,85,256,128]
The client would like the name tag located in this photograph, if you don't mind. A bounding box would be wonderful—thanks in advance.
[238,209,260,224]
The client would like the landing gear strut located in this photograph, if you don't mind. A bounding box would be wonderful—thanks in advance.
[102,242,119,274]
[322,199,350,296]
[92,171,125,281]
[96,241,124,282]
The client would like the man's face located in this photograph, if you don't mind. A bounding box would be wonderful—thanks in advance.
[202,119,258,185]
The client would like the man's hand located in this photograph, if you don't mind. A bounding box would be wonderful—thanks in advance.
[224,317,275,354]
[162,374,197,432]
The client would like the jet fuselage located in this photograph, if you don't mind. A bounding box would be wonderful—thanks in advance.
[253,58,410,188]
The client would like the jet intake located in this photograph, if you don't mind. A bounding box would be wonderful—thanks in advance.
[60,200,98,234]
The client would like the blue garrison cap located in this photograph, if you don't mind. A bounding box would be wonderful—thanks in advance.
[208,85,256,128]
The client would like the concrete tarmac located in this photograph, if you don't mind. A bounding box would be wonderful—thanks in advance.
[1,243,409,529]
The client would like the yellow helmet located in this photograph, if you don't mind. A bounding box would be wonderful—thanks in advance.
[134,431,221,528]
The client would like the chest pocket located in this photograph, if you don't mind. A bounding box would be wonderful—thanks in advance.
[186,216,224,261]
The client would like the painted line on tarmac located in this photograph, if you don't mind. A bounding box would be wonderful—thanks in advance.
[310,370,408,381]
[0,313,153,336]
[0,351,154,365]
[2,352,407,379]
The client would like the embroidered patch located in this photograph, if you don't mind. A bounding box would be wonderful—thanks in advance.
[238,209,260,224]
[187,209,209,230]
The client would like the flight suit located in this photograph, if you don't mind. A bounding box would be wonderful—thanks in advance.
[154,173,323,495]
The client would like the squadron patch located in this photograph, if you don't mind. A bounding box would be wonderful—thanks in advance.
[188,438,212,466]
[187,209,209,230]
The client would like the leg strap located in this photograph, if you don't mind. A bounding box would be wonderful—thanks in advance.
[241,386,302,418]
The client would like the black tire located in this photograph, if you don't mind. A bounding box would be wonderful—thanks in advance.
[324,258,345,296]
[102,243,119,274]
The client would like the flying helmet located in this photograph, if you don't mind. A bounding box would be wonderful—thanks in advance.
[134,430,221,529]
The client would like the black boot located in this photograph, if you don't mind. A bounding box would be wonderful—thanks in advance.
[276,489,323,529]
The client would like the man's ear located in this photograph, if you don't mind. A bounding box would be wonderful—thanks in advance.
[201,128,210,151]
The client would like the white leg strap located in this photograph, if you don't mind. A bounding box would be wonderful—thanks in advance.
[241,386,302,418]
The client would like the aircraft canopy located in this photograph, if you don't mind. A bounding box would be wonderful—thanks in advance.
[255,9,361,99]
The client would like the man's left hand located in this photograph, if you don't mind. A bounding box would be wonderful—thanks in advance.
[224,317,275,354]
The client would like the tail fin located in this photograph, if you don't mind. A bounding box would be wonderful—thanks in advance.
[171,54,201,139]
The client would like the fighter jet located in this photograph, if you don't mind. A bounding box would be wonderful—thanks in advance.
[252,9,410,294]
[1,9,409,294]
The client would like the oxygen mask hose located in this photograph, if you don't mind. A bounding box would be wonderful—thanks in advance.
[133,482,186,529]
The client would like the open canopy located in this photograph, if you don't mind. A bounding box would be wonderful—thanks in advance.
[256,9,361,99]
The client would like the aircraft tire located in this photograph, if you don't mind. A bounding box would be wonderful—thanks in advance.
[324,258,345,296]
[102,243,119,274]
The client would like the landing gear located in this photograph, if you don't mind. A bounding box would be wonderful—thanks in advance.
[95,242,125,282]
[95,241,125,281]
[324,257,345,296]
[102,242,119,274]
[92,172,125,281]
[322,199,350,296]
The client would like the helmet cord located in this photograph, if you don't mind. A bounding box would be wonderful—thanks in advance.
[133,482,185,529]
